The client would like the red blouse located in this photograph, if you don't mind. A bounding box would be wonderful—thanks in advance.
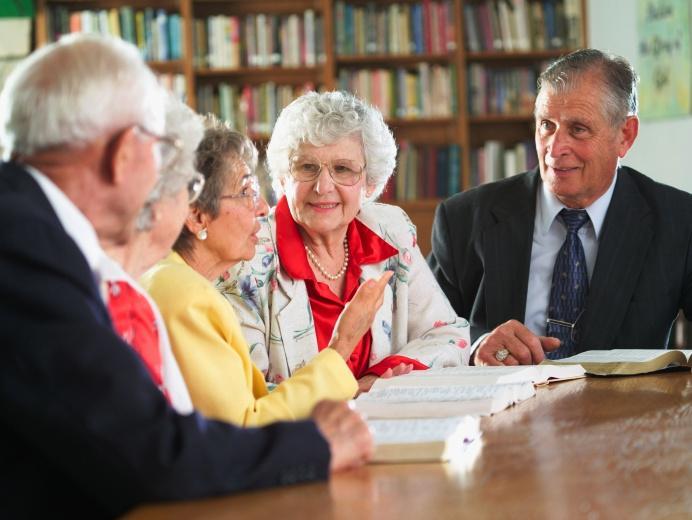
[106,280,170,401]
[275,197,427,378]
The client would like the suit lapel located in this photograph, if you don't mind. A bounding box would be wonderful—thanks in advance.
[483,171,539,326]
[579,169,654,349]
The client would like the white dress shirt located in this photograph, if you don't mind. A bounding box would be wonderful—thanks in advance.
[524,172,618,336]
[25,165,107,281]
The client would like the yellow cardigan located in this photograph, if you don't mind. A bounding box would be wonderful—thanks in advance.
[140,252,358,426]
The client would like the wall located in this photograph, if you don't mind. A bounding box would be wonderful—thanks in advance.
[588,0,692,193]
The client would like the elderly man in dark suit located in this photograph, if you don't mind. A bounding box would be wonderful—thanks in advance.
[0,34,372,518]
[429,48,692,366]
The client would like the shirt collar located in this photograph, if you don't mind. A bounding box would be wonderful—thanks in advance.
[275,196,397,281]
[24,165,106,272]
[536,170,618,238]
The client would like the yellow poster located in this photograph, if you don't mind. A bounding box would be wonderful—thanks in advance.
[637,0,691,119]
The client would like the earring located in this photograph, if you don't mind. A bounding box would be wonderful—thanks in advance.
[196,228,208,241]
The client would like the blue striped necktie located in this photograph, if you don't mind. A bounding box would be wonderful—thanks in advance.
[546,209,590,359]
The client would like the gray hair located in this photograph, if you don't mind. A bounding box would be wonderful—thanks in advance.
[173,114,258,256]
[0,33,164,159]
[266,90,396,203]
[136,94,204,231]
[536,48,639,126]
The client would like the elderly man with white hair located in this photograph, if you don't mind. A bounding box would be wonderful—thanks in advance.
[0,34,372,518]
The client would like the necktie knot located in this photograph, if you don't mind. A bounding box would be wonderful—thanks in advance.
[559,208,589,233]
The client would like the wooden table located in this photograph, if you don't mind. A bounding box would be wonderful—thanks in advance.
[126,372,692,519]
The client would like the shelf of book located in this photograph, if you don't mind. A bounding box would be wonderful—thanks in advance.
[336,52,455,66]
[34,0,587,255]
[195,66,323,78]
[465,49,575,61]
[469,113,534,124]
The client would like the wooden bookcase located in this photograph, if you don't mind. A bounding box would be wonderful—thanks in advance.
[34,0,587,255]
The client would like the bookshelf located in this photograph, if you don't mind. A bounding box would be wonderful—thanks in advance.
[34,0,587,255]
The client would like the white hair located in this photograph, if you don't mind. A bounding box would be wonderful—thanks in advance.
[136,94,204,231]
[0,33,164,159]
[266,90,396,203]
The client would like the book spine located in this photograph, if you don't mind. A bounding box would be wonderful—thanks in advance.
[304,9,316,66]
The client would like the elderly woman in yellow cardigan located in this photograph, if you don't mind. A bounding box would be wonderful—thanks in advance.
[141,116,390,426]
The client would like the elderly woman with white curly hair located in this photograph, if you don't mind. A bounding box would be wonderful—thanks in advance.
[219,90,471,393]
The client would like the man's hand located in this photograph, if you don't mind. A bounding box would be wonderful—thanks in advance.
[328,271,394,359]
[312,400,373,472]
[473,319,561,366]
[356,362,414,395]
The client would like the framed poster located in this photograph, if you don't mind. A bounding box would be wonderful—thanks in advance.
[637,0,691,119]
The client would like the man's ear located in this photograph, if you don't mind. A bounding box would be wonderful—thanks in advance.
[108,126,140,186]
[618,115,639,158]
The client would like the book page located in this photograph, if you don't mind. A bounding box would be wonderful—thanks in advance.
[371,366,540,390]
[359,382,532,403]
[534,364,586,383]
[355,398,503,418]
[549,349,690,363]
[369,416,480,444]
[355,381,535,418]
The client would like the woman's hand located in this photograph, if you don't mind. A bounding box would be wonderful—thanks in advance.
[356,362,414,395]
[328,271,393,360]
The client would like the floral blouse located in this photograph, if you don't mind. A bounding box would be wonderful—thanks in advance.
[217,201,471,385]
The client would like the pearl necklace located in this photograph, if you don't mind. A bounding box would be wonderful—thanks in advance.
[305,237,349,281]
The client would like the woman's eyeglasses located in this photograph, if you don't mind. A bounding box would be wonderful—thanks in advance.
[218,175,261,208]
[289,154,365,187]
[187,172,205,204]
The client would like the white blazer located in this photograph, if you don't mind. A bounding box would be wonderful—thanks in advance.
[218,202,471,384]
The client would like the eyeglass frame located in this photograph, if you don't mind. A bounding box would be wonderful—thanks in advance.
[288,153,366,187]
[187,171,206,205]
[134,125,183,174]
[218,174,261,208]
[546,309,585,343]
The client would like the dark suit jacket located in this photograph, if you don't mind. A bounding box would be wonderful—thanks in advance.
[0,162,330,518]
[428,166,692,350]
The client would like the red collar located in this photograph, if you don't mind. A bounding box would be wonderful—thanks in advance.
[275,196,398,281]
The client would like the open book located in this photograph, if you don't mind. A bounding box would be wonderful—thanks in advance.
[355,365,584,419]
[369,416,481,463]
[541,349,692,376]
[356,373,537,419]
[370,364,586,388]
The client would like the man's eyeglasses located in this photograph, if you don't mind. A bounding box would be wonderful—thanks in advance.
[546,310,584,343]
[135,125,183,175]
[218,175,261,208]
[187,171,205,204]
[289,154,365,187]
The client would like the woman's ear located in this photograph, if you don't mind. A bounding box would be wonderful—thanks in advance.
[365,183,377,198]
[184,206,207,234]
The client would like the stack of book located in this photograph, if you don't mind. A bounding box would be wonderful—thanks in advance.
[193,10,324,69]
[337,64,455,120]
[196,81,317,136]
[381,141,461,201]
[467,64,540,116]
[463,0,583,52]
[470,139,538,186]
[334,0,456,56]
[46,6,182,62]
